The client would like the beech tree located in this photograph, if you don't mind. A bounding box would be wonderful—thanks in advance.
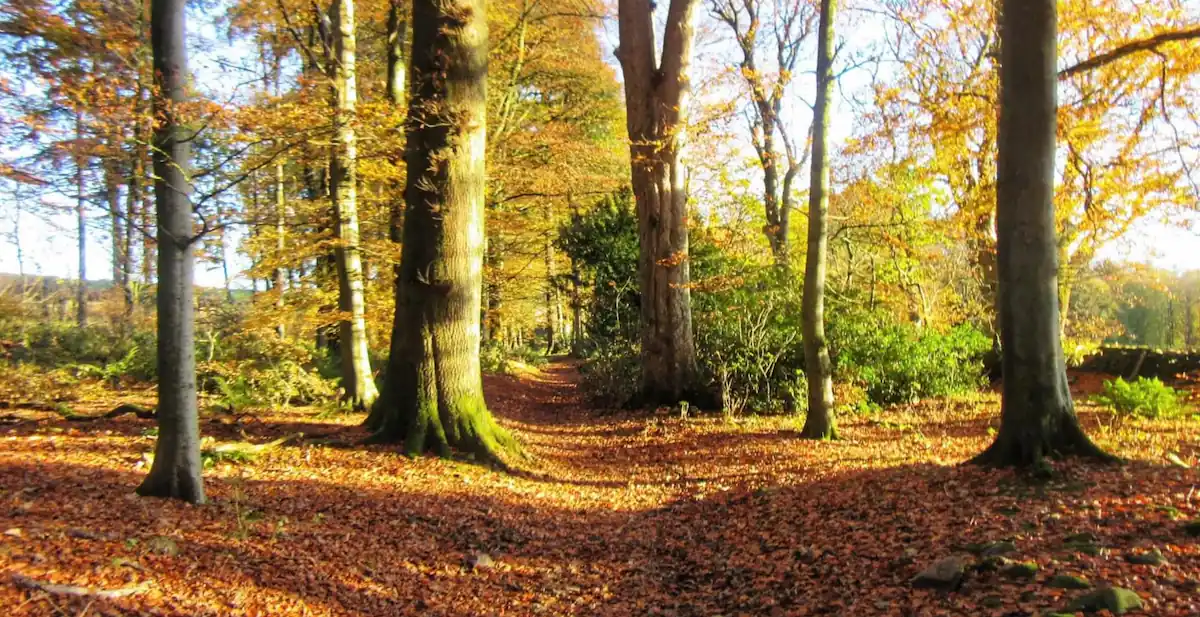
[798,0,836,439]
[971,0,1110,466]
[137,0,205,503]
[325,0,379,410]
[616,0,701,405]
[369,0,516,461]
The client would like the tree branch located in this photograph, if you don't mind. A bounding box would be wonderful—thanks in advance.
[1058,26,1200,79]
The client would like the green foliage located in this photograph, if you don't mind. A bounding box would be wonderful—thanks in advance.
[1093,377,1181,418]
[578,342,641,408]
[829,310,989,407]
[557,191,640,348]
[693,268,806,414]
[480,343,549,375]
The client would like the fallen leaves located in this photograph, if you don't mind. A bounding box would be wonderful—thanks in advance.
[0,362,1197,616]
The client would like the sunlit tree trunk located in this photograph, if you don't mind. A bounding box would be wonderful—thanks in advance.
[370,0,516,463]
[125,132,141,313]
[799,0,836,439]
[616,0,701,405]
[74,112,88,328]
[275,160,287,338]
[544,203,558,353]
[328,0,378,411]
[971,0,1111,467]
[137,0,205,504]
[364,0,408,432]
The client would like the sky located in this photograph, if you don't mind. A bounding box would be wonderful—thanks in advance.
[0,2,1196,289]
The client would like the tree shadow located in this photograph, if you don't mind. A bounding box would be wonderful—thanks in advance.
[3,453,1195,617]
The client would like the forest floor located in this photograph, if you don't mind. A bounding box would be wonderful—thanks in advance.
[1,361,1199,617]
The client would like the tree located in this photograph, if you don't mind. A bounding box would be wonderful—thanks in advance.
[325,0,379,411]
[369,0,517,462]
[798,0,836,439]
[616,0,701,405]
[971,0,1110,467]
[710,0,813,269]
[137,0,205,503]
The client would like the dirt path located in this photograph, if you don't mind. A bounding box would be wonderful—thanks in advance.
[2,361,1198,616]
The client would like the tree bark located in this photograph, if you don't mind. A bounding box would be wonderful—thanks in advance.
[370,0,516,463]
[125,131,141,312]
[104,154,133,325]
[616,0,702,405]
[275,160,287,338]
[971,0,1111,467]
[544,202,558,354]
[799,0,836,439]
[137,0,205,504]
[75,112,88,328]
[328,0,378,411]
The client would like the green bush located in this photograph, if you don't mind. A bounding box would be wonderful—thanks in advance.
[480,343,548,375]
[693,269,806,414]
[829,310,989,407]
[579,342,641,408]
[1093,376,1181,418]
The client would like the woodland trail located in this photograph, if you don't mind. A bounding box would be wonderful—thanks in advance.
[1,360,1198,615]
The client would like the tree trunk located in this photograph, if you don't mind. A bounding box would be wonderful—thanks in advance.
[275,160,287,338]
[137,0,205,504]
[328,0,378,411]
[616,0,701,406]
[544,203,557,354]
[75,112,88,328]
[105,157,131,323]
[125,135,141,313]
[799,0,836,439]
[971,0,1111,467]
[369,0,516,463]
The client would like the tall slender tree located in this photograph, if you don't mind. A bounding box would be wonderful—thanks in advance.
[616,0,702,405]
[326,0,378,410]
[370,0,516,461]
[799,0,836,439]
[137,0,205,503]
[971,0,1111,466]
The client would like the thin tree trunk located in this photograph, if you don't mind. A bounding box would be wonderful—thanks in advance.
[328,0,378,411]
[275,160,287,338]
[544,203,557,354]
[125,137,141,313]
[75,112,88,328]
[799,0,836,439]
[105,155,131,326]
[137,0,205,504]
[616,0,702,406]
[369,0,516,463]
[971,0,1111,467]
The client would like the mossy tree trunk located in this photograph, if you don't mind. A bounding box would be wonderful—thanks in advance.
[137,0,205,504]
[971,0,1112,467]
[327,0,378,411]
[799,0,836,440]
[369,0,516,463]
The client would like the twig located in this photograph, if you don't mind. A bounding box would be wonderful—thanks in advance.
[11,573,152,599]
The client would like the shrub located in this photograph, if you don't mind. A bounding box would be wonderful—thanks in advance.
[579,342,641,408]
[693,269,806,414]
[829,310,989,407]
[1093,376,1181,418]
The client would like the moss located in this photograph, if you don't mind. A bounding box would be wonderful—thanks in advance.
[1001,561,1039,579]
[1064,587,1143,615]
[1047,574,1092,589]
